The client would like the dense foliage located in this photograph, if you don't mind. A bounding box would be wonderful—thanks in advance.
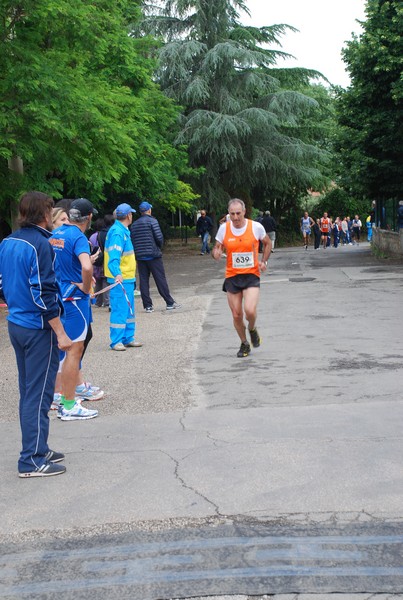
[138,0,331,217]
[335,0,402,209]
[0,0,190,226]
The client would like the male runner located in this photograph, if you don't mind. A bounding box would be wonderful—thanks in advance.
[212,198,271,358]
[320,212,331,249]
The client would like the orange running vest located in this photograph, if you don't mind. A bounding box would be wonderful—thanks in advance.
[223,219,260,278]
[321,218,330,232]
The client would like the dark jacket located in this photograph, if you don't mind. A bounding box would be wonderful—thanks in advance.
[130,214,163,259]
[196,215,213,235]
[262,215,277,233]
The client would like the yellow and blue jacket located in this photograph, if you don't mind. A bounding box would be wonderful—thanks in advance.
[104,220,136,282]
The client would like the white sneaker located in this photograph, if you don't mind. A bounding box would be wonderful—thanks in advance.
[82,381,101,392]
[166,302,182,310]
[59,402,98,421]
[111,343,126,351]
[50,393,62,410]
[75,383,104,401]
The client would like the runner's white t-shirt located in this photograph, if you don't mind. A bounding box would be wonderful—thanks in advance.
[215,220,266,244]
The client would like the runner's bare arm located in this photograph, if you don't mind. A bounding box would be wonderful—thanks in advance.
[72,253,93,294]
[259,235,272,271]
[212,241,223,261]
[48,317,72,351]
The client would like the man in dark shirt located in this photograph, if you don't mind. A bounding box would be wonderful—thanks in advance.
[130,202,180,312]
[261,211,277,252]
[196,209,213,255]
[397,201,403,229]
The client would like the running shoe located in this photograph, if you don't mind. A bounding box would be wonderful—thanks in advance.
[111,343,126,351]
[249,328,261,348]
[82,381,101,393]
[50,393,62,410]
[45,450,65,463]
[166,302,182,310]
[145,306,154,313]
[124,341,143,347]
[75,383,104,401]
[237,341,251,358]
[19,462,66,478]
[58,402,98,421]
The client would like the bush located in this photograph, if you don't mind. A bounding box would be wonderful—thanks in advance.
[166,226,197,239]
[313,188,371,220]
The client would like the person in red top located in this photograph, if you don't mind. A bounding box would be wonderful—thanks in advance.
[320,212,331,249]
[212,199,271,358]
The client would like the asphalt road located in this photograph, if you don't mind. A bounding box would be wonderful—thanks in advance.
[0,240,402,599]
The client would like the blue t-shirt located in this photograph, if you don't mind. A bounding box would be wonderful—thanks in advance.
[50,224,90,300]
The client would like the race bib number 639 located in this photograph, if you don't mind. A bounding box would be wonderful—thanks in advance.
[232,252,254,269]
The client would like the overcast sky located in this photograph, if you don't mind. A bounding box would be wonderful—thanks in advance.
[242,0,367,87]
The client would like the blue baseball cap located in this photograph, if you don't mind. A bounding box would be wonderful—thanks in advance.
[115,203,136,217]
[139,201,153,212]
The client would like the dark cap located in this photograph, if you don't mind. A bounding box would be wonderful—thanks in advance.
[139,201,153,212]
[70,198,98,218]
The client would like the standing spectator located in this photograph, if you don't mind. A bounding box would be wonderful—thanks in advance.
[52,207,69,229]
[341,217,349,245]
[312,218,322,249]
[0,191,72,477]
[104,203,142,351]
[51,206,104,407]
[352,215,362,244]
[366,215,373,241]
[332,217,341,248]
[397,201,403,229]
[89,216,114,309]
[196,209,213,255]
[130,201,181,312]
[261,211,277,252]
[347,216,353,244]
[50,198,99,421]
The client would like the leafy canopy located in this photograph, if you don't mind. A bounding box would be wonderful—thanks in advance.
[138,0,330,215]
[0,0,190,217]
[335,0,403,204]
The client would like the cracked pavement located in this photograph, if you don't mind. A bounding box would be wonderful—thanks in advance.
[0,242,402,598]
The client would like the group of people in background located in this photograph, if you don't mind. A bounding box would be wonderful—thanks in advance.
[0,191,180,478]
[301,212,372,250]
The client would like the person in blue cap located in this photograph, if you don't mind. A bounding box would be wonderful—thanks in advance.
[50,198,99,421]
[130,201,181,312]
[104,203,142,350]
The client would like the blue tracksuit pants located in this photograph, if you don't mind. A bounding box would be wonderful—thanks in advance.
[8,322,59,473]
[109,281,135,348]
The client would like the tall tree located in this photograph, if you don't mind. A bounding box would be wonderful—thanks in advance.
[335,0,403,207]
[0,0,190,223]
[138,0,329,214]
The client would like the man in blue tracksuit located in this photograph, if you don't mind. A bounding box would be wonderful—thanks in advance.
[104,203,142,351]
[0,191,72,478]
